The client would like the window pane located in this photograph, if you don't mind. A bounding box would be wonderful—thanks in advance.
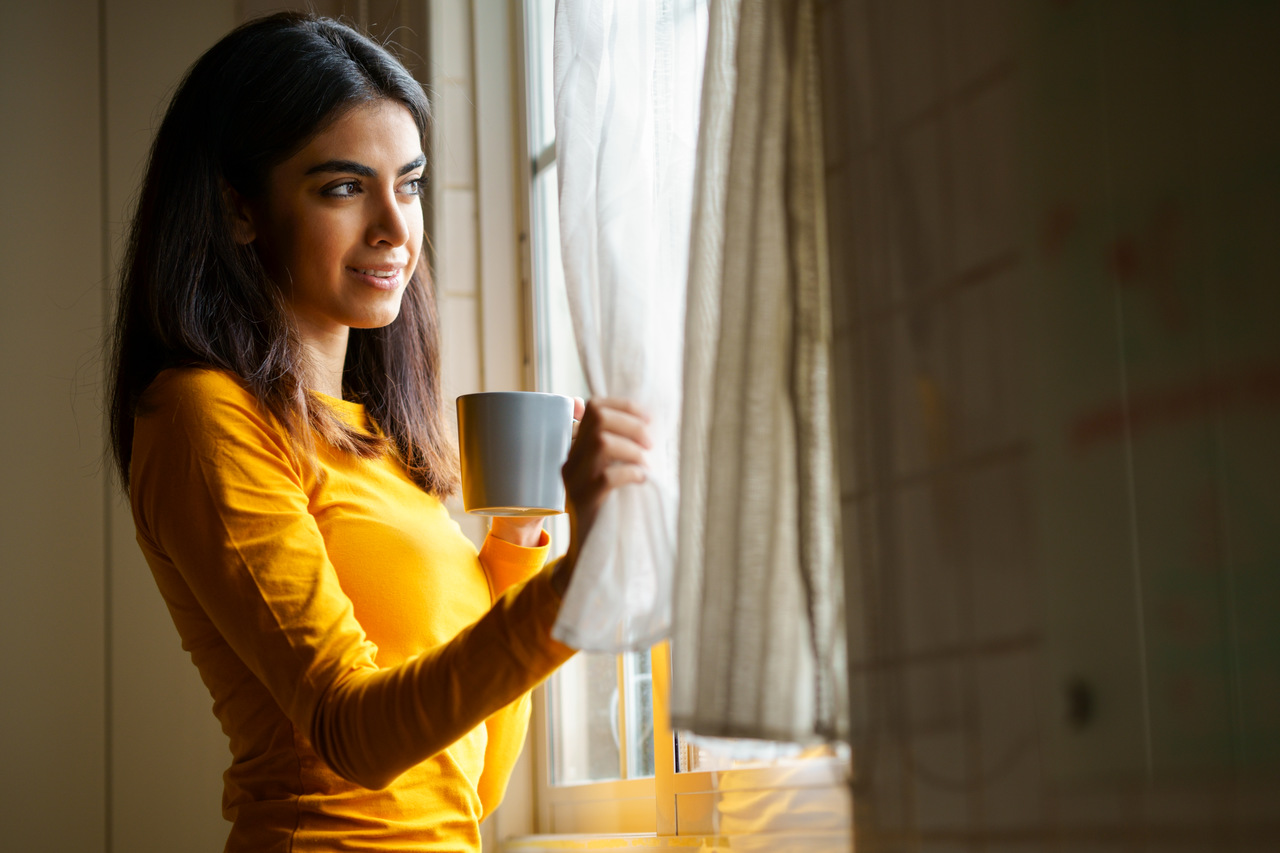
[524,0,654,789]
[523,0,556,158]
[532,160,656,784]
[531,163,587,397]
[624,651,655,778]
[549,650,658,784]
[547,652,623,783]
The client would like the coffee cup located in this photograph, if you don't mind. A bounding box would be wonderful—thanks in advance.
[456,391,574,516]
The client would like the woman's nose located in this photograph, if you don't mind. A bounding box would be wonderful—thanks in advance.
[367,189,411,246]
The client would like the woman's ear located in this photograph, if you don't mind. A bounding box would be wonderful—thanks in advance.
[221,181,256,245]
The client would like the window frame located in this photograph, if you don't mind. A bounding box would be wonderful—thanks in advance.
[512,2,659,832]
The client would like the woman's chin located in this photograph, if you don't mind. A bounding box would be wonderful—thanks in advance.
[350,301,404,330]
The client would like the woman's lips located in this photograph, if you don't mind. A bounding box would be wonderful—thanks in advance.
[348,266,403,288]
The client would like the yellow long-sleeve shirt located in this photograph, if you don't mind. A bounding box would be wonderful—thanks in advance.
[130,367,574,851]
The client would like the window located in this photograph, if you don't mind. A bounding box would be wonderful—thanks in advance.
[514,1,851,842]
[517,0,658,830]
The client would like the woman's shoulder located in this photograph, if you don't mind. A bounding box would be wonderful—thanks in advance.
[138,366,278,437]
[140,365,250,410]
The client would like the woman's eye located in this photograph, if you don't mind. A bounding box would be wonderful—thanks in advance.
[400,177,424,196]
[322,181,360,198]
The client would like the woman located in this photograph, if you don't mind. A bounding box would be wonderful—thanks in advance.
[108,12,648,851]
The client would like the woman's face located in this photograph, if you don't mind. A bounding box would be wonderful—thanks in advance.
[244,99,425,344]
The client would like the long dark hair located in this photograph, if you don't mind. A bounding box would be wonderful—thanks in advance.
[108,11,458,497]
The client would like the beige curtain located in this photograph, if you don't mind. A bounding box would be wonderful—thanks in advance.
[672,0,846,743]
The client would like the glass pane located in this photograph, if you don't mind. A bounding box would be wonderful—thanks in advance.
[534,158,615,785]
[532,162,656,783]
[548,650,658,784]
[547,652,623,783]
[523,0,556,158]
[531,162,587,398]
[623,651,655,778]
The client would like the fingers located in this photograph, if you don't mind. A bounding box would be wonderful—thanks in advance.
[566,401,652,480]
[597,461,648,488]
[563,430,648,488]
[595,430,648,467]
[585,396,650,423]
[562,397,653,510]
[578,398,652,449]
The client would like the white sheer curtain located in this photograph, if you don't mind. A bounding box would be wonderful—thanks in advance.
[671,0,846,743]
[551,0,707,650]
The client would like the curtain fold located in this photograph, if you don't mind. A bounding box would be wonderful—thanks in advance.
[551,0,707,651]
[671,0,846,744]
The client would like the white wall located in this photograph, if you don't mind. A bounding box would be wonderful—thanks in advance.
[0,3,241,850]
[0,1,108,849]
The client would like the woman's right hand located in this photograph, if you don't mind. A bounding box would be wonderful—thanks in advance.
[552,397,652,596]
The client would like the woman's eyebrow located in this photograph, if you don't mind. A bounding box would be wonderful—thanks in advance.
[305,154,426,178]
[306,159,375,177]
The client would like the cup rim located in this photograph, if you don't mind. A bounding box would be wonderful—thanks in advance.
[456,391,574,402]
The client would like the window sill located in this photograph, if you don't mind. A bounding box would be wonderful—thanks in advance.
[501,830,850,852]
[509,758,851,852]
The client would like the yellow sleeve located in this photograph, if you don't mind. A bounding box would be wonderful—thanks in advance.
[478,528,552,600]
[475,519,560,815]
[131,368,574,791]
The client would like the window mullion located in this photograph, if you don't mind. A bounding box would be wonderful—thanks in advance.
[651,641,677,835]
[532,141,556,176]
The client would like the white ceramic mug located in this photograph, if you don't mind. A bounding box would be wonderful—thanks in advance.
[456,391,574,516]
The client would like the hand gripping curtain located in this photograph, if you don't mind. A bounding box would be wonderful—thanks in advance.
[551,0,707,650]
[672,0,847,744]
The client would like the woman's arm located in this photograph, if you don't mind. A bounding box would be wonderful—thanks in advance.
[309,567,569,789]
[133,370,650,792]
[132,369,573,790]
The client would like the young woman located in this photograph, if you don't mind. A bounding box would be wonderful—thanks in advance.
[108,12,648,851]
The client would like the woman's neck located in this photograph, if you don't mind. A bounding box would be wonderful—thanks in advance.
[296,324,350,399]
